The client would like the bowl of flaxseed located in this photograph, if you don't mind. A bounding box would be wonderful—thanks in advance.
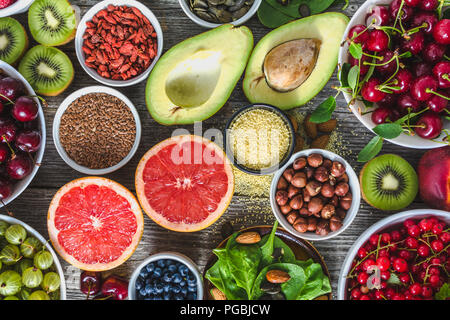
[53,86,141,175]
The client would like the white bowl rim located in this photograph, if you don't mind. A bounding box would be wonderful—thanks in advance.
[336,209,450,300]
[0,61,46,208]
[74,0,163,87]
[338,0,449,150]
[128,251,204,300]
[52,86,142,175]
[178,0,262,28]
[0,214,67,300]
[0,0,34,17]
[270,149,361,241]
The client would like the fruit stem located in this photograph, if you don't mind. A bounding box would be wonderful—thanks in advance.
[442,74,449,81]
[393,0,406,33]
[426,89,450,100]
[404,23,427,37]
[414,244,450,267]
[362,52,383,61]
[0,93,14,105]
[0,199,13,216]
[375,25,402,35]
[2,135,15,158]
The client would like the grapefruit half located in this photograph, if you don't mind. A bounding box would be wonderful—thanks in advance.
[48,177,144,271]
[135,135,234,232]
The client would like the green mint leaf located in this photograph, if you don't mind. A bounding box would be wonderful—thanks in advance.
[435,283,449,300]
[339,62,351,88]
[310,96,336,124]
[373,123,403,139]
[348,65,360,92]
[357,136,383,162]
[349,42,363,60]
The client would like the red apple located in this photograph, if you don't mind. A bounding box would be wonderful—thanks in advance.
[418,146,450,211]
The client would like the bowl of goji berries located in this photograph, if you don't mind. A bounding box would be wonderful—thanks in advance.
[75,0,163,87]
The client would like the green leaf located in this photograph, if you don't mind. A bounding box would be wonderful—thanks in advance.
[309,96,336,124]
[257,0,294,28]
[260,221,278,266]
[387,273,401,285]
[338,62,351,88]
[348,65,360,92]
[357,136,383,162]
[295,260,331,300]
[435,283,450,300]
[373,123,403,139]
[349,42,363,60]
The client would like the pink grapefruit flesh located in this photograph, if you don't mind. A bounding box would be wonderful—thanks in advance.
[135,135,234,232]
[48,177,144,271]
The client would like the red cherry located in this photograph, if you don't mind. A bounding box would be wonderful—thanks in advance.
[12,97,38,122]
[426,93,448,113]
[433,61,450,89]
[401,31,425,55]
[0,77,24,102]
[389,0,414,23]
[378,93,397,109]
[0,144,9,163]
[422,42,446,63]
[397,93,421,112]
[80,271,102,296]
[433,19,450,45]
[412,61,433,77]
[362,78,386,102]
[410,76,438,101]
[404,0,421,6]
[393,258,408,273]
[367,30,389,52]
[415,112,443,140]
[419,0,439,11]
[101,275,128,300]
[365,6,390,26]
[15,130,41,153]
[371,107,391,124]
[375,50,397,75]
[411,11,438,34]
[0,179,12,200]
[348,24,370,44]
[349,54,370,76]
[391,69,412,94]
[6,153,33,180]
[0,117,17,143]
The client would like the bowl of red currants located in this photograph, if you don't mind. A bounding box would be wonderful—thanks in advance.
[0,61,45,207]
[338,0,450,149]
[337,209,449,300]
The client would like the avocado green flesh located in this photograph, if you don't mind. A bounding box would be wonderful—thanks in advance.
[243,12,349,110]
[146,24,253,125]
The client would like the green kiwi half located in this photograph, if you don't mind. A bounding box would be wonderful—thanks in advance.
[360,154,418,211]
[28,0,77,46]
[0,17,28,65]
[18,45,74,96]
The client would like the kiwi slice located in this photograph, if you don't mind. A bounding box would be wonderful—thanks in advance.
[28,0,77,46]
[360,154,418,211]
[18,45,74,96]
[0,17,28,65]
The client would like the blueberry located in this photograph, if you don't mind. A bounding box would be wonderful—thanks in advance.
[145,284,153,295]
[153,267,162,277]
[145,278,153,286]
[172,273,182,283]
[145,262,155,273]
[135,278,144,290]
[187,293,197,300]
[163,272,173,283]
[163,283,171,293]
[171,284,181,294]
[154,295,163,300]
[157,259,165,268]
[179,265,189,277]
[174,294,184,300]
[188,285,197,293]
[165,259,174,265]
[181,287,188,295]
[179,280,186,287]
[163,292,172,300]
[139,268,148,278]
[139,287,147,296]
[168,264,177,273]
[187,279,197,287]
[154,283,164,294]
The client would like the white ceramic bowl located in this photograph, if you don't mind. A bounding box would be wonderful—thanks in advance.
[0,61,46,207]
[0,0,34,17]
[338,0,449,149]
[0,215,67,300]
[270,149,361,241]
[179,0,262,28]
[52,86,141,175]
[75,0,163,87]
[337,209,450,300]
[128,252,204,300]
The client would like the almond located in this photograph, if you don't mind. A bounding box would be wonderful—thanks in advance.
[266,270,291,284]
[288,114,299,133]
[235,231,261,244]
[211,287,227,300]
[294,134,304,152]
[317,119,337,133]
[311,135,330,149]
[304,114,318,139]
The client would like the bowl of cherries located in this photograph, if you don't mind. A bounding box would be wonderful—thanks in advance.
[339,0,450,149]
[0,61,45,207]
[338,209,449,300]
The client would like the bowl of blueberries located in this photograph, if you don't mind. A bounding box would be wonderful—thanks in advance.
[128,252,203,300]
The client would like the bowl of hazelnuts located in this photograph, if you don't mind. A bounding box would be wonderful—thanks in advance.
[270,149,361,241]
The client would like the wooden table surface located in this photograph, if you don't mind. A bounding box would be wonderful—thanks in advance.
[10,0,432,300]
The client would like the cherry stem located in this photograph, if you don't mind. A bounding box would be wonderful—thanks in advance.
[2,135,15,158]
[404,23,427,37]
[0,93,13,105]
[442,74,449,81]
[0,199,13,216]
[393,0,406,32]
[362,52,383,61]
[376,25,403,35]
[426,89,450,100]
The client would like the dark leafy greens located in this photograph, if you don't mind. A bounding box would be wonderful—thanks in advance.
[205,222,331,300]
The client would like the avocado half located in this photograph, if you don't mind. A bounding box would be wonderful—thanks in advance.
[243,12,349,110]
[146,25,253,125]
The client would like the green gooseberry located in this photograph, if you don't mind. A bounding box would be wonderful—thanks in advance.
[0,244,21,265]
[42,272,60,293]
[20,237,42,258]
[0,270,22,296]
[28,290,50,300]
[34,250,53,270]
[49,289,60,300]
[3,295,19,300]
[14,258,34,274]
[5,225,27,245]
[0,221,8,236]
[18,287,31,300]
[22,267,43,288]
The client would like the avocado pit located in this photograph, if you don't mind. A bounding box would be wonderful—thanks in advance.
[263,39,321,93]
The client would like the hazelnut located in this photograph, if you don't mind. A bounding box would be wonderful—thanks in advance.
[307,217,317,231]
[321,183,335,198]
[308,197,323,215]
[293,217,308,233]
[299,207,310,216]
[336,208,347,220]
[314,166,329,183]
[335,182,349,197]
[302,188,311,202]
[280,205,292,215]
[293,157,307,170]
[323,159,332,169]
[306,181,322,197]
[304,167,314,179]
[276,190,288,206]
[289,195,303,210]
[329,195,339,207]
[287,185,301,198]
[338,173,349,183]
[321,204,335,219]
[316,220,330,236]
[328,175,337,186]
[330,216,343,232]
[286,211,300,224]
[330,161,345,178]
[283,168,295,182]
[339,199,352,210]
[291,172,307,188]
[307,153,323,167]
[277,176,288,190]
[342,192,353,201]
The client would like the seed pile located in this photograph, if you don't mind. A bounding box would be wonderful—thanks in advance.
[82,4,158,81]
[59,93,136,169]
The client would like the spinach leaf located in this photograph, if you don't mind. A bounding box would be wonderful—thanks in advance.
[257,0,294,28]
[295,260,331,300]
[260,222,278,266]
[260,235,296,265]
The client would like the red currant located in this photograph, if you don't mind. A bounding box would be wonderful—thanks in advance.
[431,239,444,252]
[405,236,419,249]
[376,256,390,271]
[408,225,421,237]
[417,244,430,257]
[357,272,369,285]
[419,218,433,232]
[410,283,422,296]
[393,258,409,273]
[351,288,362,300]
